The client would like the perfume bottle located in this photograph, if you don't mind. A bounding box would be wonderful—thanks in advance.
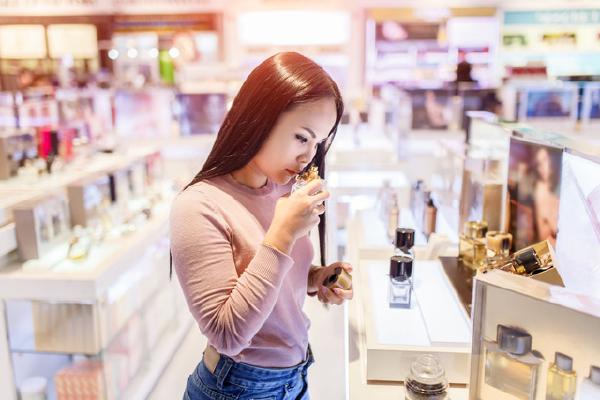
[67,225,92,261]
[323,267,352,291]
[546,352,577,400]
[405,354,448,400]
[422,199,437,238]
[580,366,600,399]
[387,197,400,242]
[459,221,488,270]
[486,241,553,276]
[485,231,512,266]
[483,325,543,400]
[389,255,413,308]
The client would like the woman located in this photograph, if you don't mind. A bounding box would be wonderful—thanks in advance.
[170,52,353,400]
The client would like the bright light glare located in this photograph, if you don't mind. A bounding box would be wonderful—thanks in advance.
[108,49,119,60]
[169,47,180,58]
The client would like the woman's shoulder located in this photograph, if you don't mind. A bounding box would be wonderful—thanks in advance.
[171,180,226,216]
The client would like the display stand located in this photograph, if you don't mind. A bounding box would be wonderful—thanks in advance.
[356,258,471,384]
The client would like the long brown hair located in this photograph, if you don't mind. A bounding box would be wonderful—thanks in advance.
[171,52,344,276]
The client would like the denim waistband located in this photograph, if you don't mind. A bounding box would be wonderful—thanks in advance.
[211,345,314,390]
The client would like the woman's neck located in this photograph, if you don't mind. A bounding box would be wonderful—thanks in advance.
[230,163,268,189]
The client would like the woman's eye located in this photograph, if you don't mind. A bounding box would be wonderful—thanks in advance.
[295,134,308,144]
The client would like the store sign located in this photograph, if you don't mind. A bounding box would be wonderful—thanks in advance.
[0,0,223,14]
[504,9,600,25]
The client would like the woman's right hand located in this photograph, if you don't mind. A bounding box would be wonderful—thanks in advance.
[263,179,329,255]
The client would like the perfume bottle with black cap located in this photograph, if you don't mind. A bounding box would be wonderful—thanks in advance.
[394,227,415,260]
[389,255,413,308]
[546,352,577,400]
[483,324,543,399]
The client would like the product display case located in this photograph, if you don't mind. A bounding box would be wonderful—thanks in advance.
[470,270,600,400]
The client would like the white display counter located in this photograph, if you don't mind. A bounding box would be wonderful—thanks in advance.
[356,258,471,384]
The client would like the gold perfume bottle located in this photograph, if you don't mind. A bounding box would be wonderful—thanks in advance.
[459,221,488,270]
[482,325,543,400]
[485,231,512,266]
[485,240,553,276]
[546,352,577,400]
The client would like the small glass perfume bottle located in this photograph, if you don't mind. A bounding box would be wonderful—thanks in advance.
[405,354,449,400]
[580,365,600,399]
[485,231,512,266]
[546,352,577,400]
[483,324,543,400]
[422,199,437,238]
[387,196,400,243]
[389,255,413,308]
[459,221,488,270]
[67,225,92,261]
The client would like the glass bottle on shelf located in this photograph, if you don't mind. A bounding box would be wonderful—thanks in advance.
[405,354,449,400]
[459,220,488,270]
[485,231,512,267]
[389,255,413,308]
[546,352,577,400]
[482,324,543,400]
[580,366,600,399]
[485,241,553,276]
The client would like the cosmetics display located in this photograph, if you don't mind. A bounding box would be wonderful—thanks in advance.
[323,267,353,291]
[459,220,488,271]
[67,174,112,229]
[0,129,38,180]
[482,324,544,399]
[471,270,600,400]
[546,352,577,400]
[13,193,71,261]
[405,354,449,400]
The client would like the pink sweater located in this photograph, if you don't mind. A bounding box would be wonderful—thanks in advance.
[170,174,313,368]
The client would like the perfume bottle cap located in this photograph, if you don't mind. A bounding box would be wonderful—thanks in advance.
[555,352,573,372]
[464,221,488,239]
[514,248,541,274]
[390,256,413,281]
[497,325,532,355]
[590,365,600,385]
[395,228,415,250]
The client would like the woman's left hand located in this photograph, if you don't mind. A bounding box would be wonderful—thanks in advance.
[312,262,354,305]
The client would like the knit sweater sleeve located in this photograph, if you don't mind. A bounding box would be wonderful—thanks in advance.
[169,188,294,356]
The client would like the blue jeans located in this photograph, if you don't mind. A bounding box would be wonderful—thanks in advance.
[184,347,314,400]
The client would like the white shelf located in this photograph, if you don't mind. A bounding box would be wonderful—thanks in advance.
[357,259,471,384]
[0,204,170,302]
[123,314,193,400]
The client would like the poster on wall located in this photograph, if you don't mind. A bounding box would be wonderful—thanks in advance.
[176,93,227,135]
[408,89,452,130]
[506,136,563,251]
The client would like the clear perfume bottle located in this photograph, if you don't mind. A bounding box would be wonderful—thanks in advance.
[389,255,413,308]
[405,354,448,400]
[67,225,92,261]
[459,221,488,270]
[546,352,577,400]
[580,365,600,399]
[483,324,543,400]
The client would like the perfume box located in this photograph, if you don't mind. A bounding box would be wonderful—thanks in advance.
[357,258,471,384]
[470,270,600,400]
[0,129,38,180]
[13,193,71,260]
[67,173,112,228]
